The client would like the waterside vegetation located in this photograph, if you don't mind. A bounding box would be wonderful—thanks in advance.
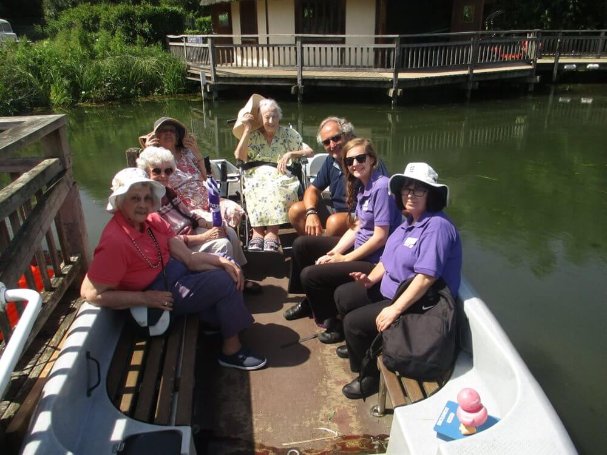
[0,4,197,115]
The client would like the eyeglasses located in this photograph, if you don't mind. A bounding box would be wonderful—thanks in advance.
[344,153,368,167]
[321,134,342,147]
[151,167,174,176]
[401,186,428,198]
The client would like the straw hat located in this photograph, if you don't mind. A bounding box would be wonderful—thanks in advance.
[389,162,449,207]
[232,94,265,139]
[106,167,165,213]
[138,117,187,148]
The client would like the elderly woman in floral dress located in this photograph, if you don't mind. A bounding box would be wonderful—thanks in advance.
[233,97,313,251]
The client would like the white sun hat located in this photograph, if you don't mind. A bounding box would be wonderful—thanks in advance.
[389,162,449,207]
[129,307,171,337]
[106,167,166,213]
[232,93,266,139]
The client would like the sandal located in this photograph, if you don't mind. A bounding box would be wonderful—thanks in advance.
[263,238,281,253]
[244,279,262,295]
[248,236,264,251]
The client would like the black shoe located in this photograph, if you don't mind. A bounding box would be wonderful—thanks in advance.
[283,299,312,321]
[342,376,379,400]
[336,345,349,359]
[318,319,344,344]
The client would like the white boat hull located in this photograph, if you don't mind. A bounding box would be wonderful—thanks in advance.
[386,278,577,454]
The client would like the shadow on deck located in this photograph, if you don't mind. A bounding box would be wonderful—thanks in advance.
[192,235,391,454]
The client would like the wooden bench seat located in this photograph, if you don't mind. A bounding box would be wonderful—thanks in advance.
[107,315,199,426]
[372,354,451,417]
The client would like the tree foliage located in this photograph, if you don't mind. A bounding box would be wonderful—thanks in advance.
[486,0,607,30]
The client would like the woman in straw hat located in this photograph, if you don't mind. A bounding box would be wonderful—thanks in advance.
[233,96,313,252]
[142,117,245,228]
[81,167,266,370]
[332,162,462,399]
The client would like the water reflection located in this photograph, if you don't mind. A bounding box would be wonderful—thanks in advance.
[64,87,607,454]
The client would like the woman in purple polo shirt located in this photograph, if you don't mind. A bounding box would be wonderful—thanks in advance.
[334,162,462,399]
[284,138,402,343]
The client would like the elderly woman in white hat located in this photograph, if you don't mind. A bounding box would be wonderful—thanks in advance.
[80,167,266,370]
[233,95,313,252]
[141,117,245,228]
[331,162,462,399]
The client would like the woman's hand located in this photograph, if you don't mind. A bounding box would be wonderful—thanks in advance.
[315,251,346,264]
[218,256,244,291]
[241,113,256,133]
[376,305,401,332]
[201,226,226,242]
[350,272,373,288]
[144,133,160,147]
[277,152,292,174]
[144,290,174,311]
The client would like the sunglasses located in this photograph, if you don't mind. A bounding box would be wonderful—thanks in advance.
[151,167,174,176]
[344,153,368,166]
[157,127,176,134]
[321,134,342,146]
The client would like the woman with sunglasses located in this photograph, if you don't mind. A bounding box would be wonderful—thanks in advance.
[81,167,266,370]
[284,138,402,342]
[141,117,244,228]
[136,147,261,294]
[333,162,462,399]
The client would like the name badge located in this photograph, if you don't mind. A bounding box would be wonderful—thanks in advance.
[403,237,418,248]
[362,199,371,211]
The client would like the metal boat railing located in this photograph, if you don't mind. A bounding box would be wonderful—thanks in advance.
[0,283,42,400]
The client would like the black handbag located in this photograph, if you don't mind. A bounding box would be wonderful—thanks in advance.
[381,277,458,380]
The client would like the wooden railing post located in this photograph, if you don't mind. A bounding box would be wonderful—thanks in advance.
[467,33,480,100]
[390,36,402,107]
[208,36,217,84]
[295,36,303,102]
[552,32,562,83]
[597,31,605,58]
[182,36,187,61]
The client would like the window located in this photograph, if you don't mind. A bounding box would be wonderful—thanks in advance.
[295,0,345,35]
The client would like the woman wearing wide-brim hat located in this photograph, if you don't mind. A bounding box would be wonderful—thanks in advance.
[332,162,462,399]
[233,95,313,252]
[81,167,266,370]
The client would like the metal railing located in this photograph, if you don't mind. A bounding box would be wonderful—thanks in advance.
[0,284,42,400]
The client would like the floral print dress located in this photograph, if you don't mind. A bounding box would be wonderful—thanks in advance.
[244,126,302,227]
[169,148,245,227]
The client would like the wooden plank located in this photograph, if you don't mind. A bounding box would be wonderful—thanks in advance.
[421,380,441,397]
[155,317,185,425]
[119,339,147,414]
[134,336,166,422]
[107,321,138,405]
[0,115,66,157]
[175,316,199,426]
[377,355,407,407]
[400,376,425,403]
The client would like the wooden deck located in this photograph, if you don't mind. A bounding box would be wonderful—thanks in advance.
[192,238,392,453]
[170,30,607,103]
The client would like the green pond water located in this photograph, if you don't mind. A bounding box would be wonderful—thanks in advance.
[59,85,606,454]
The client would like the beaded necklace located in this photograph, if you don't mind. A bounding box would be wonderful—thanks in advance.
[130,227,162,269]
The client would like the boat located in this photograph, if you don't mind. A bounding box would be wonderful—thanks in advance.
[19,158,576,454]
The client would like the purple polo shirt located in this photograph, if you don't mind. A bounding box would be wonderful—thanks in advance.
[354,171,403,263]
[379,211,462,299]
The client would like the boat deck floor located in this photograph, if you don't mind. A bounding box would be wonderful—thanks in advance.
[192,238,391,454]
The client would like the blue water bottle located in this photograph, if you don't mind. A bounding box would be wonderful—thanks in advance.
[206,177,222,227]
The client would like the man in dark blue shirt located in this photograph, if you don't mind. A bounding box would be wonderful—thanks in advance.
[288,117,355,236]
